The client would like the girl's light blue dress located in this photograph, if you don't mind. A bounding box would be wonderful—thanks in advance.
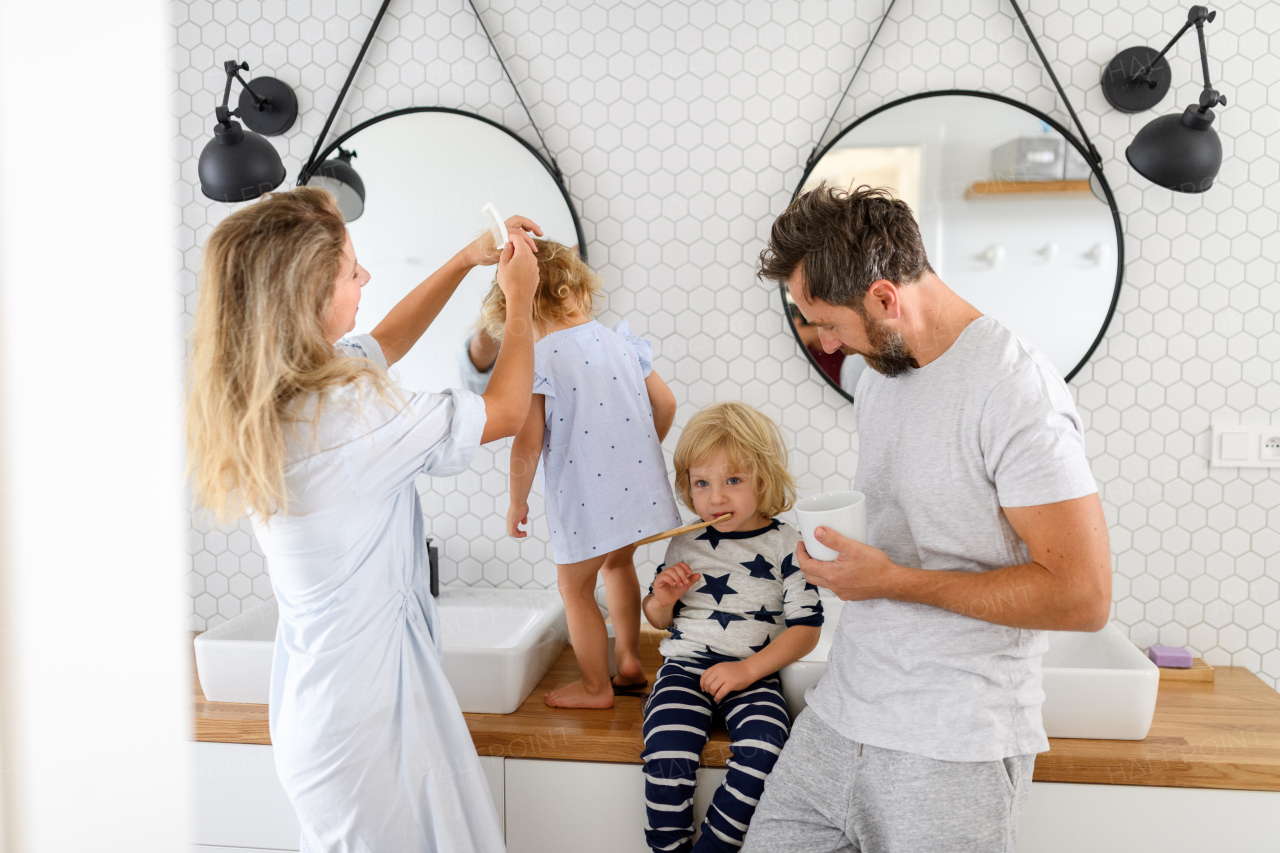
[534,319,681,563]
[251,334,504,853]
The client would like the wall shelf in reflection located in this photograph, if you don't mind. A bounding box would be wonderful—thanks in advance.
[965,179,1092,199]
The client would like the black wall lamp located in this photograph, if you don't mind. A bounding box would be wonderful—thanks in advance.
[1101,5,1227,193]
[195,0,387,219]
[198,60,298,202]
[307,148,366,221]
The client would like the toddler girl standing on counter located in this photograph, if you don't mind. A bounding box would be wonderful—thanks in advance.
[642,401,822,853]
[484,240,681,709]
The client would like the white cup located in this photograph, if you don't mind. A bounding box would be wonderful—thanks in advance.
[794,490,867,561]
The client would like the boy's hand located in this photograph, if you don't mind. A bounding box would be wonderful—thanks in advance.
[700,660,757,702]
[466,215,544,266]
[507,502,530,538]
[652,561,700,607]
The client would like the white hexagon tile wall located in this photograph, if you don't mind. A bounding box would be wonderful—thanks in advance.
[171,0,1280,687]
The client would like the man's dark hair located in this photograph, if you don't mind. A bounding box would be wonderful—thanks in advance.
[758,184,933,313]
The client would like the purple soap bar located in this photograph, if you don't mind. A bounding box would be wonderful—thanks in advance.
[1148,645,1193,668]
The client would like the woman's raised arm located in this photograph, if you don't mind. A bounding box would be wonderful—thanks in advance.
[371,215,543,366]
[480,231,540,444]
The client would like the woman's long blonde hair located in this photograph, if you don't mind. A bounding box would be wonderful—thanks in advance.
[186,187,391,523]
[673,402,797,518]
[479,239,600,340]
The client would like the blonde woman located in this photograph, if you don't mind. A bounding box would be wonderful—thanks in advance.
[187,187,539,852]
[482,240,680,709]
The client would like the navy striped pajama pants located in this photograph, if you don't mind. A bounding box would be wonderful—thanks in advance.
[641,658,792,852]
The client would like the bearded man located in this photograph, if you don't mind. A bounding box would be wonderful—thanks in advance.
[742,185,1112,853]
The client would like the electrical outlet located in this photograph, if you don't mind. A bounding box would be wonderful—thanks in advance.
[1211,422,1280,468]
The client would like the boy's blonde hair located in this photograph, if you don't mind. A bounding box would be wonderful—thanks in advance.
[673,402,796,519]
[480,239,601,340]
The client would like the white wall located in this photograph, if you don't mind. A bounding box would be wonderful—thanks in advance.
[0,1,189,850]
[171,0,1280,689]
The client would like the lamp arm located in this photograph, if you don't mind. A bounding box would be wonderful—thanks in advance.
[233,67,268,108]
[1132,19,1193,84]
[1134,6,1217,86]
[1189,10,1228,113]
[1196,19,1212,88]
[214,59,272,124]
[214,60,244,125]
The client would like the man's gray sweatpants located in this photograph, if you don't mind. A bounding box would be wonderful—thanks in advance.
[741,710,1035,853]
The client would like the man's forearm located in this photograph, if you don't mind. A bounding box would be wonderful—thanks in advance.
[799,494,1113,633]
[892,560,1110,631]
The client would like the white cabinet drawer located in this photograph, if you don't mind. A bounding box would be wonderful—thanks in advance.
[504,758,723,853]
[192,743,299,851]
[1017,782,1280,852]
[192,744,504,848]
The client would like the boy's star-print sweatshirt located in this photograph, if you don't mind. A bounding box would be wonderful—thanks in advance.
[649,519,824,663]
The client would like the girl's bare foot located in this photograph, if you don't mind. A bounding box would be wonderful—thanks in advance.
[612,655,648,689]
[544,679,615,709]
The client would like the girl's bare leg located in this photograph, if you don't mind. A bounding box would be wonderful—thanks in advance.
[601,543,646,687]
[546,555,614,709]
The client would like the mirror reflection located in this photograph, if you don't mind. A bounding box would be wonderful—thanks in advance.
[341,110,582,394]
[787,92,1121,393]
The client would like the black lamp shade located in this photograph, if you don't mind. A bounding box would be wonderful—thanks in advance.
[307,152,365,221]
[199,120,286,202]
[1126,106,1223,194]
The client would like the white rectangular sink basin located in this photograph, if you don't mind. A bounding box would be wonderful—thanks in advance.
[779,597,1159,741]
[435,587,569,714]
[194,587,568,714]
[193,597,278,705]
[778,594,843,721]
[1040,623,1159,740]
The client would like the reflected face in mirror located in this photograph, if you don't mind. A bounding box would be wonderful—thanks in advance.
[325,231,370,343]
[787,271,914,378]
[784,92,1122,393]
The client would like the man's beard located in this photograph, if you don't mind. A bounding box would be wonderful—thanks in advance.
[841,314,914,377]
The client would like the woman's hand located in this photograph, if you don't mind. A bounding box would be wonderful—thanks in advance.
[465,216,544,267]
[652,561,700,607]
[496,228,540,310]
[507,502,530,538]
[700,660,757,702]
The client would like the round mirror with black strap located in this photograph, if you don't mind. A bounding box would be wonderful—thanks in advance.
[781,90,1124,404]
[310,106,586,395]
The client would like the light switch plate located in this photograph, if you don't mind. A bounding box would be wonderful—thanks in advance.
[1220,431,1251,461]
[1211,421,1280,468]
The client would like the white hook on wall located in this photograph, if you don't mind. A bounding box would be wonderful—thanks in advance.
[1084,243,1109,266]
[980,244,1006,268]
[1036,242,1059,263]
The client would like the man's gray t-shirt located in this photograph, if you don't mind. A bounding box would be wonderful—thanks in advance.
[804,316,1097,762]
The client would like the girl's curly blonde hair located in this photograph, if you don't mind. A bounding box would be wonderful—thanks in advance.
[673,401,797,519]
[480,239,600,340]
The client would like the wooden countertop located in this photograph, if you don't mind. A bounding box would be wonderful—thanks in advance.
[194,629,1280,792]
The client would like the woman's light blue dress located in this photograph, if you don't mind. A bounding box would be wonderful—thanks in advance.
[534,319,680,563]
[251,334,504,853]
